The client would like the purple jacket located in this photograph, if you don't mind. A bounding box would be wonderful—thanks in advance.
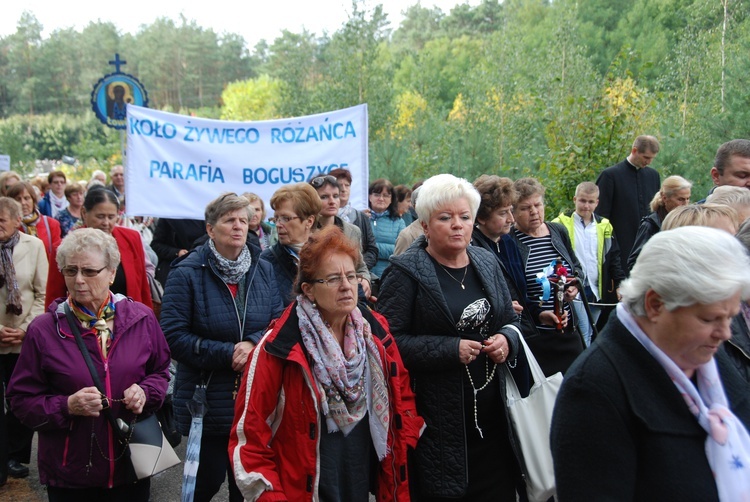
[7,296,171,489]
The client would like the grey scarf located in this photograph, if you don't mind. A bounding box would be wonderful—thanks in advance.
[207,239,252,284]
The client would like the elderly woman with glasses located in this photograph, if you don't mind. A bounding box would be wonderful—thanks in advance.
[378,174,524,501]
[7,228,170,500]
[368,178,405,280]
[230,226,423,501]
[551,227,750,500]
[161,193,284,502]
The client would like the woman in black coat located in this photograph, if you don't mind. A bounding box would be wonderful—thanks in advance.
[552,227,750,500]
[378,174,523,501]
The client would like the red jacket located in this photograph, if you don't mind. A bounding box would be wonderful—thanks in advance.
[229,303,424,502]
[44,225,153,309]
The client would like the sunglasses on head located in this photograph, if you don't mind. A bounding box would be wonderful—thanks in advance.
[310,175,337,188]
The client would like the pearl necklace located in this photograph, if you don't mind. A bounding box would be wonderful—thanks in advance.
[465,355,497,438]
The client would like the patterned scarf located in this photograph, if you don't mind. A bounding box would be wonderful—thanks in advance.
[619,304,750,500]
[68,294,116,357]
[0,231,22,315]
[296,295,390,460]
[21,210,40,237]
[68,293,116,328]
[207,238,252,284]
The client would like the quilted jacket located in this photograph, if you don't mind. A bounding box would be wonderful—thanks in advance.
[377,237,522,498]
[160,241,285,436]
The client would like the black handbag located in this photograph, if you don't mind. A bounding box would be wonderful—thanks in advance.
[64,304,180,480]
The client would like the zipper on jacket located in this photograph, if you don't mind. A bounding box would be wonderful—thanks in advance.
[208,259,257,343]
[94,327,120,490]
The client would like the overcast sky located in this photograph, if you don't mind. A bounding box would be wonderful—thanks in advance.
[2,0,477,48]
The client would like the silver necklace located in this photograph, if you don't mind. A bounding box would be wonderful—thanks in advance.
[438,263,468,290]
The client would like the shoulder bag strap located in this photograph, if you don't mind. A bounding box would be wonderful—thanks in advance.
[63,303,127,442]
[42,216,53,260]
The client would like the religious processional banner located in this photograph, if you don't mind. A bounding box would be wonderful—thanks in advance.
[125,104,369,219]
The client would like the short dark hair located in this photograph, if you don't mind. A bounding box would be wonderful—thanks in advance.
[329,168,352,184]
[394,184,412,203]
[632,135,660,154]
[48,170,66,184]
[714,139,750,175]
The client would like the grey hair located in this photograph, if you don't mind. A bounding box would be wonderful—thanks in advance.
[0,197,22,221]
[415,174,481,223]
[706,185,750,210]
[737,218,750,253]
[57,228,121,271]
[620,226,750,316]
[204,193,252,226]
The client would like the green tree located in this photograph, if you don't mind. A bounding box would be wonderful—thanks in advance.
[4,12,45,114]
[263,29,321,117]
[220,75,283,120]
[315,1,394,136]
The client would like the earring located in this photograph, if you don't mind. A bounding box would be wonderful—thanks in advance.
[312,300,317,308]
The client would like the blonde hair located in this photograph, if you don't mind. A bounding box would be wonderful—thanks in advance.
[650,175,692,212]
[661,203,738,232]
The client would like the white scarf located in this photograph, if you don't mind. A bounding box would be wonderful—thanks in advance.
[49,191,69,218]
[618,304,750,500]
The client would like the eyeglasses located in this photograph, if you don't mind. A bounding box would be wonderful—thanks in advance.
[310,175,337,188]
[371,192,392,199]
[61,266,108,277]
[276,215,301,224]
[311,274,360,288]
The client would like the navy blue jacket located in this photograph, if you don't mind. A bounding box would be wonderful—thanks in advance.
[259,243,297,307]
[160,241,285,436]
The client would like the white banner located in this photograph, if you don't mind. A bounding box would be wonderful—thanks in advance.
[125,104,369,219]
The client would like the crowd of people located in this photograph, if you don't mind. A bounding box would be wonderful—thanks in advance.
[0,136,749,501]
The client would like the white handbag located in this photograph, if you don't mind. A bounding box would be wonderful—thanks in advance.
[504,335,562,502]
